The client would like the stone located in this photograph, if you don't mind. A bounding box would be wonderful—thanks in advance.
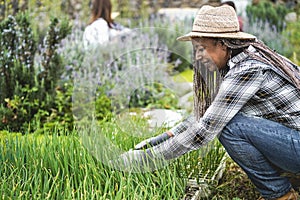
[143,109,186,128]
[178,91,194,112]
[285,12,298,22]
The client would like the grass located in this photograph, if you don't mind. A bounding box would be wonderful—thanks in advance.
[0,115,258,199]
[0,132,185,199]
[173,69,193,83]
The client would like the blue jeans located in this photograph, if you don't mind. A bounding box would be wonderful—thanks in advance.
[219,113,300,199]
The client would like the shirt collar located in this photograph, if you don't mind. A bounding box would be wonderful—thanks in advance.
[228,45,256,69]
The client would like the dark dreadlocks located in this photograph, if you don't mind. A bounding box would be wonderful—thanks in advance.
[222,38,300,88]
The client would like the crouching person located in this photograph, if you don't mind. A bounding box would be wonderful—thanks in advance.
[112,5,300,200]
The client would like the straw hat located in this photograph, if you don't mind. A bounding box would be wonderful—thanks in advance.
[177,5,256,41]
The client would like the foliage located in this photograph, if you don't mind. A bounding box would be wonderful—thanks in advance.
[129,82,179,109]
[116,0,156,20]
[245,1,300,64]
[37,17,71,94]
[59,24,181,117]
[34,16,72,132]
[0,2,195,132]
[0,13,36,104]
[0,0,89,22]
[243,20,293,58]
[246,1,290,32]
[0,13,37,132]
[0,0,28,20]
[144,17,194,73]
[0,121,257,199]
[0,12,72,132]
[209,159,259,199]
[95,87,113,121]
[0,86,39,132]
[0,132,183,199]
[37,83,74,134]
[283,21,300,65]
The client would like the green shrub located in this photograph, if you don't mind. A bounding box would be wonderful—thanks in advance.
[116,0,155,20]
[0,13,37,132]
[246,1,290,32]
[0,13,36,104]
[37,83,74,134]
[0,86,40,132]
[129,82,179,109]
[95,87,113,121]
[0,12,72,132]
[283,21,300,65]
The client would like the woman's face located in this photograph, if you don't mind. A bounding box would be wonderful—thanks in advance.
[192,37,230,71]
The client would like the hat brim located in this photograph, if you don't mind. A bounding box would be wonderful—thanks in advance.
[177,31,256,41]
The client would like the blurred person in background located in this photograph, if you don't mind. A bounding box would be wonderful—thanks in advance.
[83,0,131,46]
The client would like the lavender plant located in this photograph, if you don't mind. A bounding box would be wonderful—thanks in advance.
[59,23,185,119]
[144,16,194,73]
[246,1,289,32]
[243,19,292,58]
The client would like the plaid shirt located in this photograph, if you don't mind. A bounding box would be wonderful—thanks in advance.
[151,45,300,160]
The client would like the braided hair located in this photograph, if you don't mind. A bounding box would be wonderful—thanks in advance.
[221,38,300,87]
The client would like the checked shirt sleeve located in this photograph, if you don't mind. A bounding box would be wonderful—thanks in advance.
[151,64,265,161]
[169,115,196,136]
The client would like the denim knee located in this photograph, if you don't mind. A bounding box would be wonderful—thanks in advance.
[218,113,299,199]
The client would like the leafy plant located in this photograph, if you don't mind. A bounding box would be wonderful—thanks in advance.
[0,126,259,199]
[0,0,28,20]
[0,13,36,104]
[283,21,300,65]
[128,82,179,109]
[0,86,40,132]
[0,13,38,132]
[246,1,290,32]
[38,82,74,133]
[116,0,154,20]
[37,17,71,94]
[0,12,72,132]
[95,87,113,121]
